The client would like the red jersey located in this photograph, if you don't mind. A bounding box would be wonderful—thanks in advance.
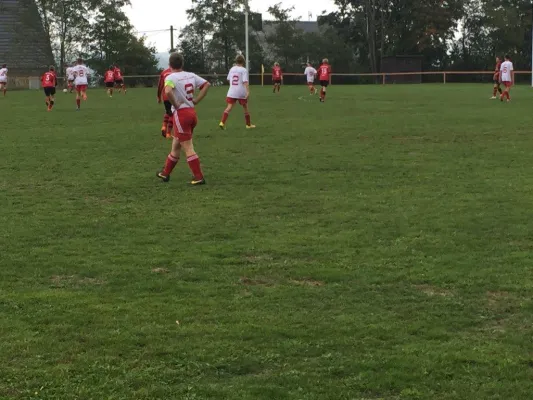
[157,68,172,101]
[318,63,331,81]
[104,70,115,83]
[272,66,282,80]
[494,61,501,78]
[113,67,123,80]
[41,71,56,88]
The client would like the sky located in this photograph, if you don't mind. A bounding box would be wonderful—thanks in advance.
[125,0,337,53]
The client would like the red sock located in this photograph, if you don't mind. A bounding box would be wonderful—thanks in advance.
[221,111,229,124]
[163,154,179,175]
[76,98,81,108]
[245,113,251,126]
[492,87,497,96]
[323,91,327,99]
[187,154,203,180]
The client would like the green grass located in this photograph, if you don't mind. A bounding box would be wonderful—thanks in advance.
[2,84,533,400]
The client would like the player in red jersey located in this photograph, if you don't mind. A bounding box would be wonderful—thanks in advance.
[0,64,8,96]
[113,64,126,94]
[272,62,283,93]
[491,56,503,99]
[156,52,210,185]
[41,66,57,111]
[157,67,174,138]
[318,58,331,103]
[104,66,115,97]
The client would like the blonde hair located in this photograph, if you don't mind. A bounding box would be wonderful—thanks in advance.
[322,58,329,64]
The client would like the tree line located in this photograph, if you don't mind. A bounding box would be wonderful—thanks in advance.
[181,0,533,74]
[35,0,159,74]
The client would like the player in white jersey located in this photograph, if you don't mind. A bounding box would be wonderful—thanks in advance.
[66,63,75,92]
[0,64,8,97]
[157,53,210,185]
[72,58,90,110]
[499,55,514,102]
[219,54,255,130]
[304,63,317,95]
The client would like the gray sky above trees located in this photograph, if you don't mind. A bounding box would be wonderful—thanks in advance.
[126,0,336,52]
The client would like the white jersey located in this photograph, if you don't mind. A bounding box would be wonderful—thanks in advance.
[226,66,249,99]
[72,65,89,85]
[164,71,208,111]
[304,66,317,83]
[66,67,75,80]
[500,61,513,82]
[0,68,7,83]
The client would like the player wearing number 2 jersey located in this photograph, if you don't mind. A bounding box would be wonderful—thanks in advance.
[0,64,8,97]
[219,54,255,130]
[72,58,90,110]
[156,53,210,185]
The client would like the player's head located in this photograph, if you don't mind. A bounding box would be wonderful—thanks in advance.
[307,62,312,66]
[504,54,510,61]
[49,66,55,72]
[109,65,114,70]
[322,58,329,64]
[274,62,279,67]
[77,58,83,65]
[1,64,6,68]
[169,52,185,70]
[496,56,501,62]
[235,54,245,66]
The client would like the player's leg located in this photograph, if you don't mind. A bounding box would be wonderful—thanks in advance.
[491,82,498,99]
[121,82,127,94]
[1,83,6,96]
[219,101,234,129]
[181,139,205,185]
[49,88,56,110]
[44,88,50,109]
[157,138,182,182]
[75,87,81,109]
[242,102,255,129]
[277,82,281,93]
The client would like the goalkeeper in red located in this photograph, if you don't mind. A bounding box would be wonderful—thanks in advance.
[156,53,210,185]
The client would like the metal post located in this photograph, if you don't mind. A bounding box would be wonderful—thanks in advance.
[170,25,174,51]
[245,7,250,71]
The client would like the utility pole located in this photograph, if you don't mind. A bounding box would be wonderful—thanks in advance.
[170,25,174,51]
[244,1,250,71]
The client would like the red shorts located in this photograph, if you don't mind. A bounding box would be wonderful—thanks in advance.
[503,81,512,88]
[173,108,198,142]
[0,81,6,86]
[76,85,88,92]
[226,97,247,106]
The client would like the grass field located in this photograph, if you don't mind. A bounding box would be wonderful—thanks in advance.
[2,84,533,400]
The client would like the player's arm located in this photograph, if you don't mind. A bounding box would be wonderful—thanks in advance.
[164,82,181,110]
[193,82,210,105]
[157,74,164,102]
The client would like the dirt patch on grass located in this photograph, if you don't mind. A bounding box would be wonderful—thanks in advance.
[239,277,276,287]
[243,254,274,264]
[50,275,106,288]
[414,284,453,297]
[290,278,325,287]
[151,267,170,274]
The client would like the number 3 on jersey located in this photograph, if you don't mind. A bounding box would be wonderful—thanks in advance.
[232,75,239,86]
[185,83,194,101]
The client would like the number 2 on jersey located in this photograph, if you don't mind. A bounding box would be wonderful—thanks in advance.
[185,83,194,101]
[232,75,239,86]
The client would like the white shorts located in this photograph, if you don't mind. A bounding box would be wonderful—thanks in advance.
[68,76,75,81]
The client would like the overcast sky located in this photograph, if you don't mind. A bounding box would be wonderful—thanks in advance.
[125,0,337,53]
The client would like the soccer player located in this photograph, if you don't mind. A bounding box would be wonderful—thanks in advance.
[104,66,115,97]
[66,63,75,93]
[113,64,126,94]
[272,62,283,93]
[304,62,317,95]
[318,58,331,103]
[219,54,256,130]
[0,64,8,97]
[72,58,90,110]
[490,56,502,99]
[500,55,513,102]
[41,66,57,111]
[157,66,174,138]
[156,53,210,185]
